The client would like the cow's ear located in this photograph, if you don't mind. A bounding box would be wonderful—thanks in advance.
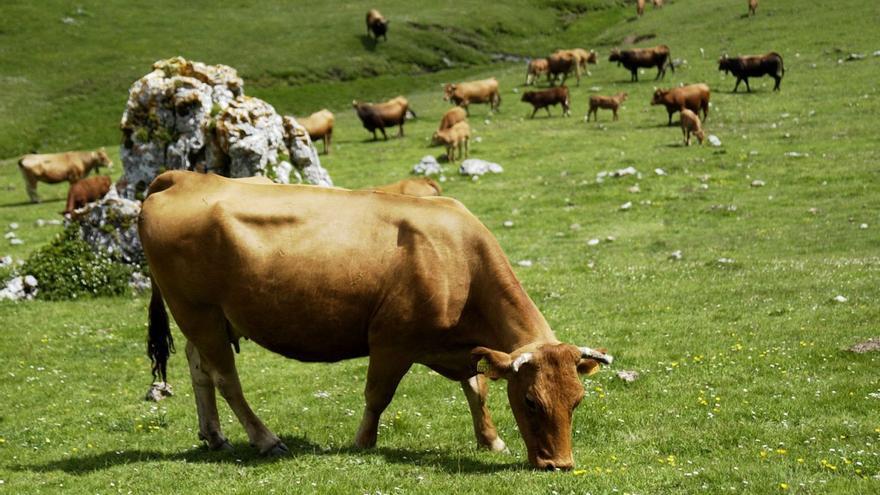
[577,359,601,376]
[577,347,612,376]
[471,347,512,380]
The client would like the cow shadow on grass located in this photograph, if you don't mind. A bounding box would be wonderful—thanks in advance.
[13,435,522,475]
[358,34,378,51]
[0,198,63,208]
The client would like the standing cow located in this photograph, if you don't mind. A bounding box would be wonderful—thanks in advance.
[609,45,673,82]
[296,109,334,155]
[18,149,112,203]
[366,9,389,41]
[718,53,784,92]
[353,96,414,140]
[140,171,613,470]
[443,78,501,115]
[64,175,111,214]
[521,86,571,118]
[748,0,758,16]
[651,83,711,126]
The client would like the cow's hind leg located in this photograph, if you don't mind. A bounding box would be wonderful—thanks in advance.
[354,351,412,448]
[19,168,39,203]
[461,375,507,452]
[186,341,231,451]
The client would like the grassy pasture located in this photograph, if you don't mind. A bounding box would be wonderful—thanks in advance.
[1,0,880,493]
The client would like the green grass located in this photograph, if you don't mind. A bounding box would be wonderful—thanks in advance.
[2,0,880,493]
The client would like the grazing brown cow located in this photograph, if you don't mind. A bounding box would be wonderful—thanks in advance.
[140,171,613,469]
[366,9,389,41]
[547,51,581,87]
[296,109,334,155]
[444,78,501,115]
[353,96,414,140]
[438,106,467,131]
[18,149,112,203]
[718,53,784,92]
[651,83,710,126]
[63,175,111,214]
[637,0,646,16]
[370,177,442,197]
[608,45,673,82]
[748,0,758,16]
[521,86,571,118]
[586,92,628,122]
[525,58,549,86]
[432,121,471,162]
[680,109,705,146]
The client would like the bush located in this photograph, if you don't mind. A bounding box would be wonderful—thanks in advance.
[21,225,132,300]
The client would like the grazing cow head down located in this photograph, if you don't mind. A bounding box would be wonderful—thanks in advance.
[650,88,669,105]
[472,343,612,470]
[587,50,598,64]
[443,84,456,101]
[718,55,732,74]
[95,148,113,169]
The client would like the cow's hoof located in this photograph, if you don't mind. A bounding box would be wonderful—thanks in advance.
[262,441,289,457]
[490,437,509,453]
[199,432,232,451]
[213,439,234,452]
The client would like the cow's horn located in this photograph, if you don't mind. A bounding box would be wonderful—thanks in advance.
[511,352,533,372]
[579,347,613,365]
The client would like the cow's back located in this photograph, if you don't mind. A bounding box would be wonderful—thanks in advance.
[20,152,87,183]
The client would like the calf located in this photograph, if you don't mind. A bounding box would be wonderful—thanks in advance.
[444,78,501,115]
[525,58,549,86]
[679,109,705,146]
[353,96,414,140]
[718,53,784,92]
[18,149,112,203]
[297,109,334,155]
[521,86,571,118]
[547,51,580,87]
[748,0,758,16]
[438,107,467,131]
[366,9,389,41]
[651,83,710,126]
[608,45,673,82]
[64,175,111,214]
[371,178,442,197]
[586,92,628,122]
[431,121,470,162]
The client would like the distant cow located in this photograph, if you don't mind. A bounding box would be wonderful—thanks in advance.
[680,109,706,146]
[547,51,581,87]
[371,177,442,197]
[525,58,549,86]
[366,9,389,41]
[297,109,334,155]
[353,96,414,140]
[554,48,597,78]
[64,175,111,214]
[651,83,711,126]
[432,121,470,162]
[609,45,673,82]
[444,78,501,115]
[521,86,571,118]
[586,92,628,122]
[718,53,784,92]
[18,149,112,203]
[438,107,467,131]
[748,0,758,16]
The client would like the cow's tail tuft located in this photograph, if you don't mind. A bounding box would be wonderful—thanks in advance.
[147,277,175,383]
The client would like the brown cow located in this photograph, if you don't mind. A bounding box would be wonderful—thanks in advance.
[140,171,613,469]
[366,9,389,41]
[651,83,710,126]
[554,48,597,78]
[353,96,414,140]
[370,177,442,197]
[608,45,673,82]
[432,121,471,162]
[547,51,581,87]
[525,58,549,86]
[521,86,571,118]
[18,149,112,203]
[748,0,758,16]
[63,175,111,214]
[718,53,784,92]
[438,106,467,131]
[637,0,646,16]
[296,109,334,155]
[586,92,628,122]
[444,78,501,115]
[680,109,706,146]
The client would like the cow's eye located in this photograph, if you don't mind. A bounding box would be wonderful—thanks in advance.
[525,395,539,412]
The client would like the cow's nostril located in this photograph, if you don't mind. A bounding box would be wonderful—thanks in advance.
[544,463,557,472]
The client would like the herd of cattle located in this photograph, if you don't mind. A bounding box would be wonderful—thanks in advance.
[12,3,786,471]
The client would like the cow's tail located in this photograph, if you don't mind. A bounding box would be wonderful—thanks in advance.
[147,277,175,384]
[773,52,785,77]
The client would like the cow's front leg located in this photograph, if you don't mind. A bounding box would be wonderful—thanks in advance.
[354,353,412,448]
[460,375,507,452]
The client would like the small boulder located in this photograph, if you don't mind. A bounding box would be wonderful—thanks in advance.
[412,155,443,176]
[144,382,174,402]
[459,159,503,176]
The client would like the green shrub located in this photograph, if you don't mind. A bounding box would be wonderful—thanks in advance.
[20,226,132,301]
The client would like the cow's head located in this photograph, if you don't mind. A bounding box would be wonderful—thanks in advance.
[587,50,598,65]
[95,148,113,169]
[608,49,621,64]
[650,88,669,105]
[520,92,534,103]
[443,84,456,101]
[718,55,731,74]
[472,343,612,470]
